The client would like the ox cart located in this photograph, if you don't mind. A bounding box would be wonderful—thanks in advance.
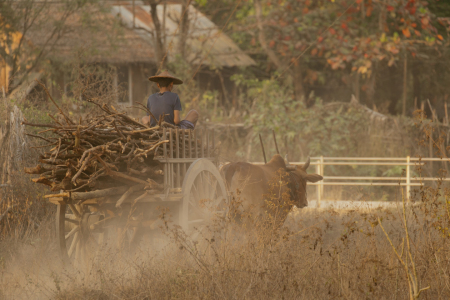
[47,128,228,264]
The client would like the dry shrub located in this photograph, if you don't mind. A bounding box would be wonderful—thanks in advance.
[0,168,449,300]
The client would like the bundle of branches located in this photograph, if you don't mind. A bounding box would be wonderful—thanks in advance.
[22,82,197,205]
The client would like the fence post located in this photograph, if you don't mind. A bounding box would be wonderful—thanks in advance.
[320,156,324,203]
[406,155,411,201]
[316,159,321,208]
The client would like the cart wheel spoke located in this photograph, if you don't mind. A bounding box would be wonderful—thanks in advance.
[65,226,80,240]
[68,204,82,219]
[64,218,79,225]
[191,183,201,202]
[68,232,79,258]
[188,197,208,217]
[75,238,81,262]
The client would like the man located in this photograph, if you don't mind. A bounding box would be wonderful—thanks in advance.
[142,70,199,130]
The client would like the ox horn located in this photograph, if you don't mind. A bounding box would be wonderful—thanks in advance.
[285,154,297,171]
[301,156,311,171]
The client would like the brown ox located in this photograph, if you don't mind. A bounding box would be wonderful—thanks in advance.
[221,154,323,222]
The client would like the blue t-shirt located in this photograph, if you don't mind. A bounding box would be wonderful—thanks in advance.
[146,92,182,127]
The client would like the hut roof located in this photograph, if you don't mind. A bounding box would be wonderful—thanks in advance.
[112,3,255,67]
[25,4,155,64]
[26,2,255,67]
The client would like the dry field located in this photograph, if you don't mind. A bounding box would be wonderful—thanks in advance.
[1,186,449,300]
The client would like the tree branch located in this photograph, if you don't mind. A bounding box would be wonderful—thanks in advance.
[254,0,283,70]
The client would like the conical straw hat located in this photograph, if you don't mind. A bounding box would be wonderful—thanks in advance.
[148,70,183,85]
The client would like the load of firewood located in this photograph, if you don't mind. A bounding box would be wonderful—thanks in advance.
[22,88,197,204]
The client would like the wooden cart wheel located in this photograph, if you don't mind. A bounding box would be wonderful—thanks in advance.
[180,159,228,238]
[56,202,108,265]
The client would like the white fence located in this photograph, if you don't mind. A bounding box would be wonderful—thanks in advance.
[254,157,450,208]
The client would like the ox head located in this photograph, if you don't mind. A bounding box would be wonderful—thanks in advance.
[284,155,323,208]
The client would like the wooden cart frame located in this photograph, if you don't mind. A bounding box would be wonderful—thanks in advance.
[50,127,228,264]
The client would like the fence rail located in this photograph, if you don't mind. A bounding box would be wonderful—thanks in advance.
[252,156,450,207]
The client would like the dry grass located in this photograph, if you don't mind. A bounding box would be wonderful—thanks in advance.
[0,180,449,299]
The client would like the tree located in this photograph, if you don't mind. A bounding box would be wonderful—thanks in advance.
[0,0,117,94]
[196,0,442,110]
[254,0,439,101]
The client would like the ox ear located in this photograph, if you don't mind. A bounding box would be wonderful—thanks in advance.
[301,157,310,171]
[304,174,323,183]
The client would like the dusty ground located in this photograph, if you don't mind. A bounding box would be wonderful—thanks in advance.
[0,199,449,300]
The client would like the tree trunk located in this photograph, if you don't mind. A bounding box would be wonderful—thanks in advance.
[293,60,305,101]
[402,54,408,116]
[0,118,11,185]
[366,62,377,108]
[148,1,166,70]
[378,0,387,31]
[352,72,360,101]
[412,60,421,106]
[254,0,283,69]
[178,0,189,59]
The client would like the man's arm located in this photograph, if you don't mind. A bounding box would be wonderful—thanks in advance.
[174,110,181,125]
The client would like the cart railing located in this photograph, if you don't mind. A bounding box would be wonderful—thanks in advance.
[157,127,216,190]
[252,156,450,207]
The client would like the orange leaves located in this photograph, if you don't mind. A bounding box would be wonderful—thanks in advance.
[311,48,318,56]
[421,17,429,28]
[387,5,394,12]
[402,28,411,38]
[327,59,341,70]
[305,69,318,85]
[341,22,348,30]
[317,36,324,43]
[437,34,444,41]
[414,30,421,37]
[366,5,373,17]
[269,40,275,48]
[388,57,395,67]
[329,28,336,35]
[386,44,399,54]
[302,7,309,14]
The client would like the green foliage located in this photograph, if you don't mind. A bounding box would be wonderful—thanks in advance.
[233,75,368,159]
[382,165,418,178]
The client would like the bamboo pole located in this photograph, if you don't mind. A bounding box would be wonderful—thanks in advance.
[259,134,267,164]
[272,130,279,154]
[402,54,408,116]
[445,102,449,125]
[176,129,180,188]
